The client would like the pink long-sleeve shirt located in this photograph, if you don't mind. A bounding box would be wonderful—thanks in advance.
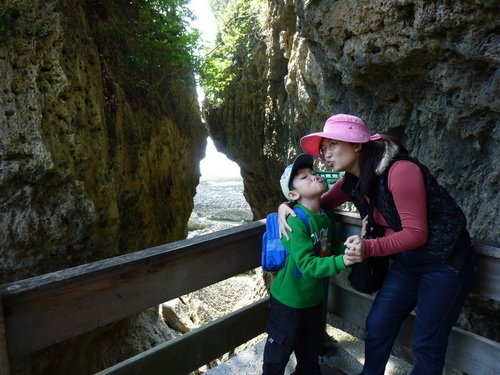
[321,160,428,257]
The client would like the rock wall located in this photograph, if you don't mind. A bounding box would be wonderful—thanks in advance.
[205,0,499,242]
[1,1,205,372]
[1,0,498,372]
[0,0,206,284]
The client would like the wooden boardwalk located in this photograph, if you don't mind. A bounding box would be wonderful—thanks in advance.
[205,326,411,375]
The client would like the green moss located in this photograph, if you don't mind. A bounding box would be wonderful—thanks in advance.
[199,0,266,107]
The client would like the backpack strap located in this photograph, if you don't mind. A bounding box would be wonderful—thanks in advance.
[291,206,312,278]
[293,206,310,233]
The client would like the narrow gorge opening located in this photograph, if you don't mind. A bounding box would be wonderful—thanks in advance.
[188,137,252,238]
[187,0,253,238]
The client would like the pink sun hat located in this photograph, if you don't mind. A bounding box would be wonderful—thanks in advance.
[300,114,381,157]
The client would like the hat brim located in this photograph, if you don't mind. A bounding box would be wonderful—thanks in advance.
[300,132,334,158]
[300,130,370,157]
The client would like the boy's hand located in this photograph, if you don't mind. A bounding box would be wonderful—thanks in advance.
[343,254,356,266]
[344,235,365,262]
[278,203,295,240]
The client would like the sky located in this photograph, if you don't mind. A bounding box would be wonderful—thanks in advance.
[188,0,241,180]
[188,0,217,104]
[188,0,217,49]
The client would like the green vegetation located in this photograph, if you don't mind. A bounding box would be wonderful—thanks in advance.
[200,0,266,106]
[104,0,202,97]
[124,0,200,70]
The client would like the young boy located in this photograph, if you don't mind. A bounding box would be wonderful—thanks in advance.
[262,153,355,375]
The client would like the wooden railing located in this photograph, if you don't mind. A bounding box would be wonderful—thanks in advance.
[0,214,499,374]
[0,221,267,374]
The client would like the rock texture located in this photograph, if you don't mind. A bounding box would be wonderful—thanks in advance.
[1,0,205,373]
[204,0,500,242]
[0,0,206,284]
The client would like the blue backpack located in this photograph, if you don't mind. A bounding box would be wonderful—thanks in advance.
[261,207,310,272]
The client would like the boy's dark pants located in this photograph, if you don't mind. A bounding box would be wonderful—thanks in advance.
[263,296,322,375]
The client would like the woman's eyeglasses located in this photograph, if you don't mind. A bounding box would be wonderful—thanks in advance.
[319,141,336,156]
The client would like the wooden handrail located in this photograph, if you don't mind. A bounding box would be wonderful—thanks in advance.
[0,221,265,357]
[96,298,270,375]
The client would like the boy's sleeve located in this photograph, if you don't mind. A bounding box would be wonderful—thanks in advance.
[282,216,346,277]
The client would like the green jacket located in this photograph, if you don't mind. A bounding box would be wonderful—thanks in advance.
[270,204,346,308]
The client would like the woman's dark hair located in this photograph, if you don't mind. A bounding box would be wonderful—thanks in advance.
[358,134,407,198]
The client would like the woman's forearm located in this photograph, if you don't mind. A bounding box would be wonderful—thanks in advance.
[320,177,350,211]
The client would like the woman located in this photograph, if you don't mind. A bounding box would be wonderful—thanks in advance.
[278,114,475,374]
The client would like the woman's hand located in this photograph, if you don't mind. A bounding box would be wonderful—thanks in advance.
[344,235,365,263]
[278,203,295,240]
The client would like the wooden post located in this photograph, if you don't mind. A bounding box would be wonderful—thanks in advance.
[0,297,11,375]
